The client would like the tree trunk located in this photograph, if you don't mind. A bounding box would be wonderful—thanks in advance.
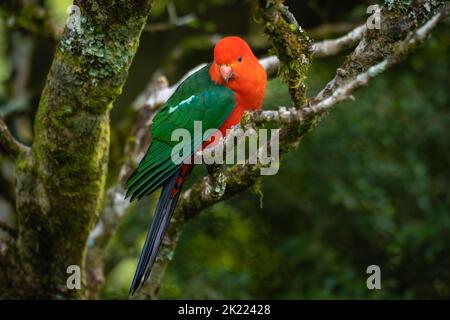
[0,0,153,299]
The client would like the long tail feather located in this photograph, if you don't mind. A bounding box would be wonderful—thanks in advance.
[129,165,192,296]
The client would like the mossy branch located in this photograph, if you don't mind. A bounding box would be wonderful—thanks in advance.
[258,0,312,108]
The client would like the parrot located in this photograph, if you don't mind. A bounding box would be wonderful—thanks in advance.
[126,36,267,295]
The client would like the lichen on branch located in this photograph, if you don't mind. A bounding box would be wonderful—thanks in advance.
[0,0,155,299]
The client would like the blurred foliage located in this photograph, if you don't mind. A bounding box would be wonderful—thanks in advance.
[0,20,9,97]
[0,0,449,299]
[46,0,73,27]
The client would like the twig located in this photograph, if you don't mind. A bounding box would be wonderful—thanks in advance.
[145,0,197,32]
[312,25,366,59]
[0,117,29,160]
[145,15,197,32]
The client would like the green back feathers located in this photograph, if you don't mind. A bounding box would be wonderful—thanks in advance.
[126,64,235,201]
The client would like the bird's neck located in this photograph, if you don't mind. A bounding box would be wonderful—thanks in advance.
[234,89,264,111]
[218,90,264,134]
[231,64,266,111]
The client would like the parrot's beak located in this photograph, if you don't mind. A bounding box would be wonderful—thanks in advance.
[219,64,233,83]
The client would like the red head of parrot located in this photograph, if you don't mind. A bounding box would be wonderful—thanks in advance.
[209,36,267,128]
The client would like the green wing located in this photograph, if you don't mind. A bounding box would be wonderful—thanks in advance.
[126,64,235,201]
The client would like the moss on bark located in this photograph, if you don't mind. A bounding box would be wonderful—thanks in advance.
[258,0,312,108]
[0,0,154,299]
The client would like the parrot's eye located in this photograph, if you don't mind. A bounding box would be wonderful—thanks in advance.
[237,56,243,63]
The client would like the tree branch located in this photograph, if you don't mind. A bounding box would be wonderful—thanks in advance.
[312,25,366,59]
[145,0,196,32]
[258,0,313,107]
[0,117,29,160]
